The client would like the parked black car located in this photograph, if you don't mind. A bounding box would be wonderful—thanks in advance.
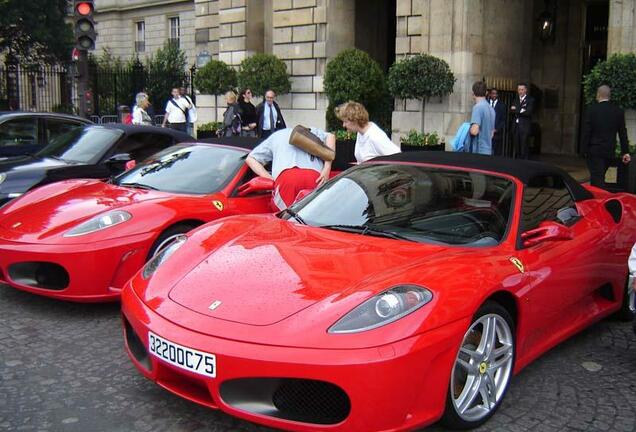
[0,112,92,157]
[0,124,191,206]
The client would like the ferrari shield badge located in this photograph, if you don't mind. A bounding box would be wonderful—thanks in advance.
[509,257,525,274]
[208,300,222,311]
[212,200,224,211]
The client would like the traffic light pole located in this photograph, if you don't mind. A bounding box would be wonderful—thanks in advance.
[77,49,89,118]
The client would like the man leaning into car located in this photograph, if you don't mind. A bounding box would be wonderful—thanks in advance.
[246,126,335,210]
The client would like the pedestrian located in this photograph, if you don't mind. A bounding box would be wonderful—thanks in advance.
[221,91,242,137]
[246,126,335,210]
[489,88,507,156]
[161,87,191,132]
[581,85,631,189]
[132,97,153,126]
[468,81,495,155]
[238,88,258,137]
[179,87,197,136]
[120,106,133,125]
[256,89,286,139]
[629,242,636,334]
[510,83,534,159]
[335,101,400,163]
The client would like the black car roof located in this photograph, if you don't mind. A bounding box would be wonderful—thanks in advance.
[372,151,593,201]
[90,124,192,141]
[0,112,92,123]
[197,136,263,150]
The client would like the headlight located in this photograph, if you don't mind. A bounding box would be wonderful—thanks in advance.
[329,285,433,334]
[0,173,6,185]
[64,210,132,237]
[142,235,187,279]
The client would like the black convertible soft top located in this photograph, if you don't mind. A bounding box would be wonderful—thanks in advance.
[372,151,593,202]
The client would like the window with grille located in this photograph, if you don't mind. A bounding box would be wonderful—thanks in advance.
[135,21,145,52]
[169,17,180,47]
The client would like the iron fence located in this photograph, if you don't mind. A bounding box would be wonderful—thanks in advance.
[0,63,73,113]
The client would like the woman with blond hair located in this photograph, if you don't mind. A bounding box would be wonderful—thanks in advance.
[222,90,242,137]
[335,101,400,163]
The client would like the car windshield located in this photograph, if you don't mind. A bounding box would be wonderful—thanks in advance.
[286,164,514,246]
[36,127,123,163]
[114,145,246,194]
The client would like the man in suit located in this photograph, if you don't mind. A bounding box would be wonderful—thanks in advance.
[256,89,286,139]
[510,83,534,159]
[581,85,631,189]
[489,88,507,156]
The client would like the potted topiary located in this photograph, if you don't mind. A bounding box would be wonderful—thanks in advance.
[388,54,455,141]
[195,59,237,122]
[237,53,291,97]
[324,49,392,133]
[400,130,444,152]
[332,129,357,170]
[196,121,223,139]
[583,53,636,193]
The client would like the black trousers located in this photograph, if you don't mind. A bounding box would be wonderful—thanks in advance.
[586,156,610,189]
[492,131,503,156]
[513,123,530,159]
[169,122,187,132]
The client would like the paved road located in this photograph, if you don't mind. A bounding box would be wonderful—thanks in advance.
[1,285,634,432]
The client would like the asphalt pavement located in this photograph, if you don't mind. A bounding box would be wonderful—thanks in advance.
[1,285,634,432]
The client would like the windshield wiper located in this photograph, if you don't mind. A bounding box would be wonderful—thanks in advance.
[319,224,415,242]
[280,207,306,225]
[119,182,159,191]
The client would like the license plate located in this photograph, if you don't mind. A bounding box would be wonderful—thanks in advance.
[148,331,216,378]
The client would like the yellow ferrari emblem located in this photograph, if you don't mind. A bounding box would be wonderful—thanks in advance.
[509,257,525,274]
[212,200,224,211]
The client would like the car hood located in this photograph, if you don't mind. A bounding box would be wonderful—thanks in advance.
[0,179,167,241]
[166,216,448,326]
[0,156,70,194]
[0,155,68,172]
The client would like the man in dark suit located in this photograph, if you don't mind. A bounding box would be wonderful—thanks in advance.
[256,89,286,139]
[581,85,631,189]
[510,83,534,159]
[489,88,507,156]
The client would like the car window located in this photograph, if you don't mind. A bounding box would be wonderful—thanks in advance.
[115,145,246,194]
[0,117,38,149]
[521,175,580,231]
[289,164,515,246]
[37,127,123,163]
[45,118,85,143]
[110,133,174,163]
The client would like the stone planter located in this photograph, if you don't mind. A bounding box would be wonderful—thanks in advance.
[333,139,356,171]
[606,158,636,193]
[196,130,218,139]
[400,144,444,152]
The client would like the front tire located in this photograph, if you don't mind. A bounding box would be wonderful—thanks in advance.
[147,223,199,261]
[441,301,515,430]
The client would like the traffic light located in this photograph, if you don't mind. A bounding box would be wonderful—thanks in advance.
[84,90,94,115]
[74,0,96,50]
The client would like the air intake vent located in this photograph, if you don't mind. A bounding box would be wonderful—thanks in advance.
[604,200,622,223]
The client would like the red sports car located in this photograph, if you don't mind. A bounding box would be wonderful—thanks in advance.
[121,152,636,431]
[0,142,273,302]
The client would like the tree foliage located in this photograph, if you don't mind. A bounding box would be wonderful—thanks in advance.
[195,60,237,95]
[323,49,391,132]
[387,54,455,100]
[237,53,291,97]
[583,53,636,110]
[145,42,189,113]
[0,0,73,63]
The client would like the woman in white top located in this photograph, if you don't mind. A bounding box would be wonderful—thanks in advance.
[335,101,400,163]
[132,98,153,125]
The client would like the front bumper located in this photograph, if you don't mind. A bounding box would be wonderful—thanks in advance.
[0,232,154,302]
[121,284,469,431]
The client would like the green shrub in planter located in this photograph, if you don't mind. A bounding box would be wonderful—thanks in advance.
[324,49,391,132]
[334,129,357,141]
[237,54,291,97]
[197,121,224,138]
[195,60,237,95]
[400,130,443,151]
[388,54,455,100]
[583,53,636,109]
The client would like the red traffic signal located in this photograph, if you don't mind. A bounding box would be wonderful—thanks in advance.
[76,2,92,15]
[73,0,96,50]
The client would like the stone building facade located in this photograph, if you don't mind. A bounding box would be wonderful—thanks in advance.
[96,0,636,154]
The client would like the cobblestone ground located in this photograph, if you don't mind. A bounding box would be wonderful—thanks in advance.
[1,285,634,432]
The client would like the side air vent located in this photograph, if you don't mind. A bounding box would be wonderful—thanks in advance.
[604,200,622,223]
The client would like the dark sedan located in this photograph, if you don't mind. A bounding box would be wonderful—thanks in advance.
[0,124,191,206]
[0,112,92,157]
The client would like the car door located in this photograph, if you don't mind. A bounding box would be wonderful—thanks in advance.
[0,116,39,157]
[224,164,274,214]
[516,174,606,355]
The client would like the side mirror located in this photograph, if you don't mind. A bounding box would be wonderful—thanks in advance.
[237,177,274,197]
[105,153,133,173]
[521,221,573,248]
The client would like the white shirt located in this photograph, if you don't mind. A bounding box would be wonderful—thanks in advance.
[249,127,329,179]
[262,103,278,130]
[354,122,400,163]
[629,242,636,275]
[132,106,149,125]
[164,97,190,124]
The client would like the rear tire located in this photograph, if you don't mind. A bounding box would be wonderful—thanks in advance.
[441,301,515,430]
[146,223,199,261]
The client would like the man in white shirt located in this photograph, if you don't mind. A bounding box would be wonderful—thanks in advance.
[335,101,400,163]
[629,242,636,333]
[246,126,335,210]
[179,87,196,136]
[162,88,191,132]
